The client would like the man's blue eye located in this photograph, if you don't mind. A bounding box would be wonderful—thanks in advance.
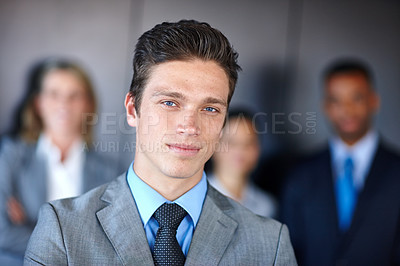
[204,107,217,112]
[164,101,176,106]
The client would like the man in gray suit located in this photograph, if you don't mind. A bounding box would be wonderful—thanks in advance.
[24,20,297,265]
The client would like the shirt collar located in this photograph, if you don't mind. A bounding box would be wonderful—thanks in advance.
[126,162,207,228]
[329,129,379,162]
[37,133,85,164]
[329,129,379,189]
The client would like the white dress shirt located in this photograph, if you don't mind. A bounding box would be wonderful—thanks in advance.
[329,130,379,191]
[36,134,85,202]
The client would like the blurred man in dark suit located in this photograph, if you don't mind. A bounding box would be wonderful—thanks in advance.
[282,59,400,266]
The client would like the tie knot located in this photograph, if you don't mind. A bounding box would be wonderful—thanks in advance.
[344,157,354,171]
[153,203,187,230]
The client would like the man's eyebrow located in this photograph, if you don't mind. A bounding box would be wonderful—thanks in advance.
[202,97,227,107]
[152,90,227,107]
[151,91,186,100]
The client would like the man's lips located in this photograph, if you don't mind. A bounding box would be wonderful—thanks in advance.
[167,144,201,155]
[338,119,360,129]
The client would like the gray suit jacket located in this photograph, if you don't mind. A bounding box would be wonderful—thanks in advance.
[24,174,297,265]
[0,137,121,263]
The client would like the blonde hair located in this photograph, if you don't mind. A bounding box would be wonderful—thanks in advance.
[18,59,97,145]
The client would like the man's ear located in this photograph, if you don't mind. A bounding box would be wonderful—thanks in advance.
[125,93,138,127]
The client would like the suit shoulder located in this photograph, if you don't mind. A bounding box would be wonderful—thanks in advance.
[379,142,400,164]
[0,136,34,161]
[207,188,296,263]
[294,147,330,169]
[49,175,123,215]
[286,148,330,180]
[232,197,281,229]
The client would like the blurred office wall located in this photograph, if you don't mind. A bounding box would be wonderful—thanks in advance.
[0,0,399,170]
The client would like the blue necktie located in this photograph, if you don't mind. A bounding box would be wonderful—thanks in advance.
[336,156,357,231]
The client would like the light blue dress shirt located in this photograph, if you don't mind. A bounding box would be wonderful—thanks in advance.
[329,130,379,191]
[126,162,207,256]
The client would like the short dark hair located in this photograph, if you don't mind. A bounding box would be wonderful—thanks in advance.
[323,58,375,87]
[129,19,241,115]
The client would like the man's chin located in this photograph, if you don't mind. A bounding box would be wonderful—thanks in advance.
[162,166,203,180]
[337,129,367,143]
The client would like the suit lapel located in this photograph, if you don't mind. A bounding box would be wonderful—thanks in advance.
[306,149,338,228]
[339,144,384,250]
[96,175,154,266]
[19,144,47,220]
[305,150,340,259]
[185,184,238,266]
[82,150,98,191]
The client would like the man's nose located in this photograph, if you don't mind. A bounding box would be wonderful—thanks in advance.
[176,113,200,136]
[342,101,356,116]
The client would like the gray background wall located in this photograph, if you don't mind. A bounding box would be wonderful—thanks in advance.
[1,0,399,170]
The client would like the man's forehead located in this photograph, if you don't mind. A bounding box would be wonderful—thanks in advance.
[325,73,373,92]
[143,60,229,101]
[327,72,370,86]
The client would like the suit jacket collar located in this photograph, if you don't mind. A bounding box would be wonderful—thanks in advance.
[310,142,387,256]
[19,142,47,221]
[21,145,102,221]
[97,174,154,265]
[315,143,385,234]
[338,143,386,251]
[302,143,390,259]
[303,149,340,255]
[33,135,101,194]
[185,184,238,265]
[96,176,239,266]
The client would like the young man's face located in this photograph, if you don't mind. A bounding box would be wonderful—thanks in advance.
[126,59,229,181]
[323,72,379,144]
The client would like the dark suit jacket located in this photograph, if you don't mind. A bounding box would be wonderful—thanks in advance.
[0,137,121,265]
[281,142,400,266]
[24,174,297,265]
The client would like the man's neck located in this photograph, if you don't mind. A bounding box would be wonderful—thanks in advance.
[132,162,203,201]
[338,128,371,147]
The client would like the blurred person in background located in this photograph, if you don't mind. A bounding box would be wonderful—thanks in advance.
[0,58,120,265]
[209,108,278,218]
[281,59,400,266]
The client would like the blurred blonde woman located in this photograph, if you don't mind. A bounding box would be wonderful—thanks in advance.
[0,58,120,265]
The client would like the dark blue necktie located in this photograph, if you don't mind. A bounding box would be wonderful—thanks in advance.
[152,203,187,266]
[336,156,357,231]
